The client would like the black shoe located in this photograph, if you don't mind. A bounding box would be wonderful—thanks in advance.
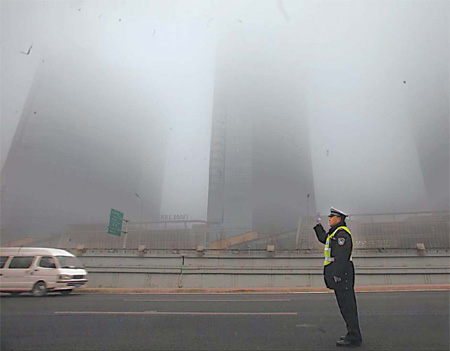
[336,339,361,347]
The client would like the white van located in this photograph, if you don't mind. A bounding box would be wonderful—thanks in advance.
[0,247,88,296]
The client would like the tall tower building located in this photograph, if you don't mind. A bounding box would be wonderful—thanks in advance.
[207,25,316,241]
[1,53,167,243]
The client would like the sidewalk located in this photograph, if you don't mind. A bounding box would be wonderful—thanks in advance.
[77,284,450,294]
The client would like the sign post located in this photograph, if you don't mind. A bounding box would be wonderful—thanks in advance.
[122,220,129,249]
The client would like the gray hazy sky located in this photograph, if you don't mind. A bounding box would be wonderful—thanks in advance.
[2,0,449,231]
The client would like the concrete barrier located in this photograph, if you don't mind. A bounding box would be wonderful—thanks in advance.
[73,249,450,289]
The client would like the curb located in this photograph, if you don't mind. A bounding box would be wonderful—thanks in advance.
[76,284,450,294]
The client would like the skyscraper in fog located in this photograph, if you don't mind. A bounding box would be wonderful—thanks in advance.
[207,25,316,241]
[0,54,167,243]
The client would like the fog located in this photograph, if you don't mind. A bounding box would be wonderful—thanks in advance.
[1,0,448,242]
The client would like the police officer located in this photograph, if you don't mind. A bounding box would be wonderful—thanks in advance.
[314,207,362,347]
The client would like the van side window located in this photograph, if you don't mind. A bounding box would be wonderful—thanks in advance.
[39,256,56,269]
[8,256,34,269]
[0,256,8,268]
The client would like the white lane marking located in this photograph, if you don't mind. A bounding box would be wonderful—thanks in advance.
[81,289,450,296]
[55,311,297,316]
[289,291,331,294]
[296,324,327,333]
[123,299,291,302]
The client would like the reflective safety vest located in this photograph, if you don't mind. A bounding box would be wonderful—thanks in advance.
[324,226,353,266]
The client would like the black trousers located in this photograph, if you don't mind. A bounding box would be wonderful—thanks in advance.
[334,289,362,342]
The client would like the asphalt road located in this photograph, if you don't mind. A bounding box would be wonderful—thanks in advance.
[1,291,449,351]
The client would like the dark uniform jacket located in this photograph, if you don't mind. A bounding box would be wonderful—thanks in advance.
[313,222,355,290]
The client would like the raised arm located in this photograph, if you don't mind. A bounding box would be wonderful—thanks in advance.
[313,223,327,244]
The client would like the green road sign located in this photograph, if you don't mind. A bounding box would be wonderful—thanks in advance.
[108,208,123,236]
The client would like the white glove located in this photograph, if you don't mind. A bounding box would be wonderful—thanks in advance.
[315,213,321,224]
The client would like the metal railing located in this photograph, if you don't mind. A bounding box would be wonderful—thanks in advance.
[54,212,449,251]
[297,212,449,251]
[59,221,208,250]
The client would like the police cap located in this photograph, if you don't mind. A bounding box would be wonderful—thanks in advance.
[328,207,348,218]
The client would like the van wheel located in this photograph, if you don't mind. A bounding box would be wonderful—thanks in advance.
[60,290,72,296]
[32,281,47,297]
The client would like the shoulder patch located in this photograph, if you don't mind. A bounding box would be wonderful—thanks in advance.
[338,238,346,246]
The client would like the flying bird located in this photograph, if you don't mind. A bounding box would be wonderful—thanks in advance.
[277,0,290,22]
[153,28,156,36]
[21,44,33,55]
[207,18,214,27]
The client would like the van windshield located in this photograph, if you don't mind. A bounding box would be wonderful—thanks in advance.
[56,256,84,269]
